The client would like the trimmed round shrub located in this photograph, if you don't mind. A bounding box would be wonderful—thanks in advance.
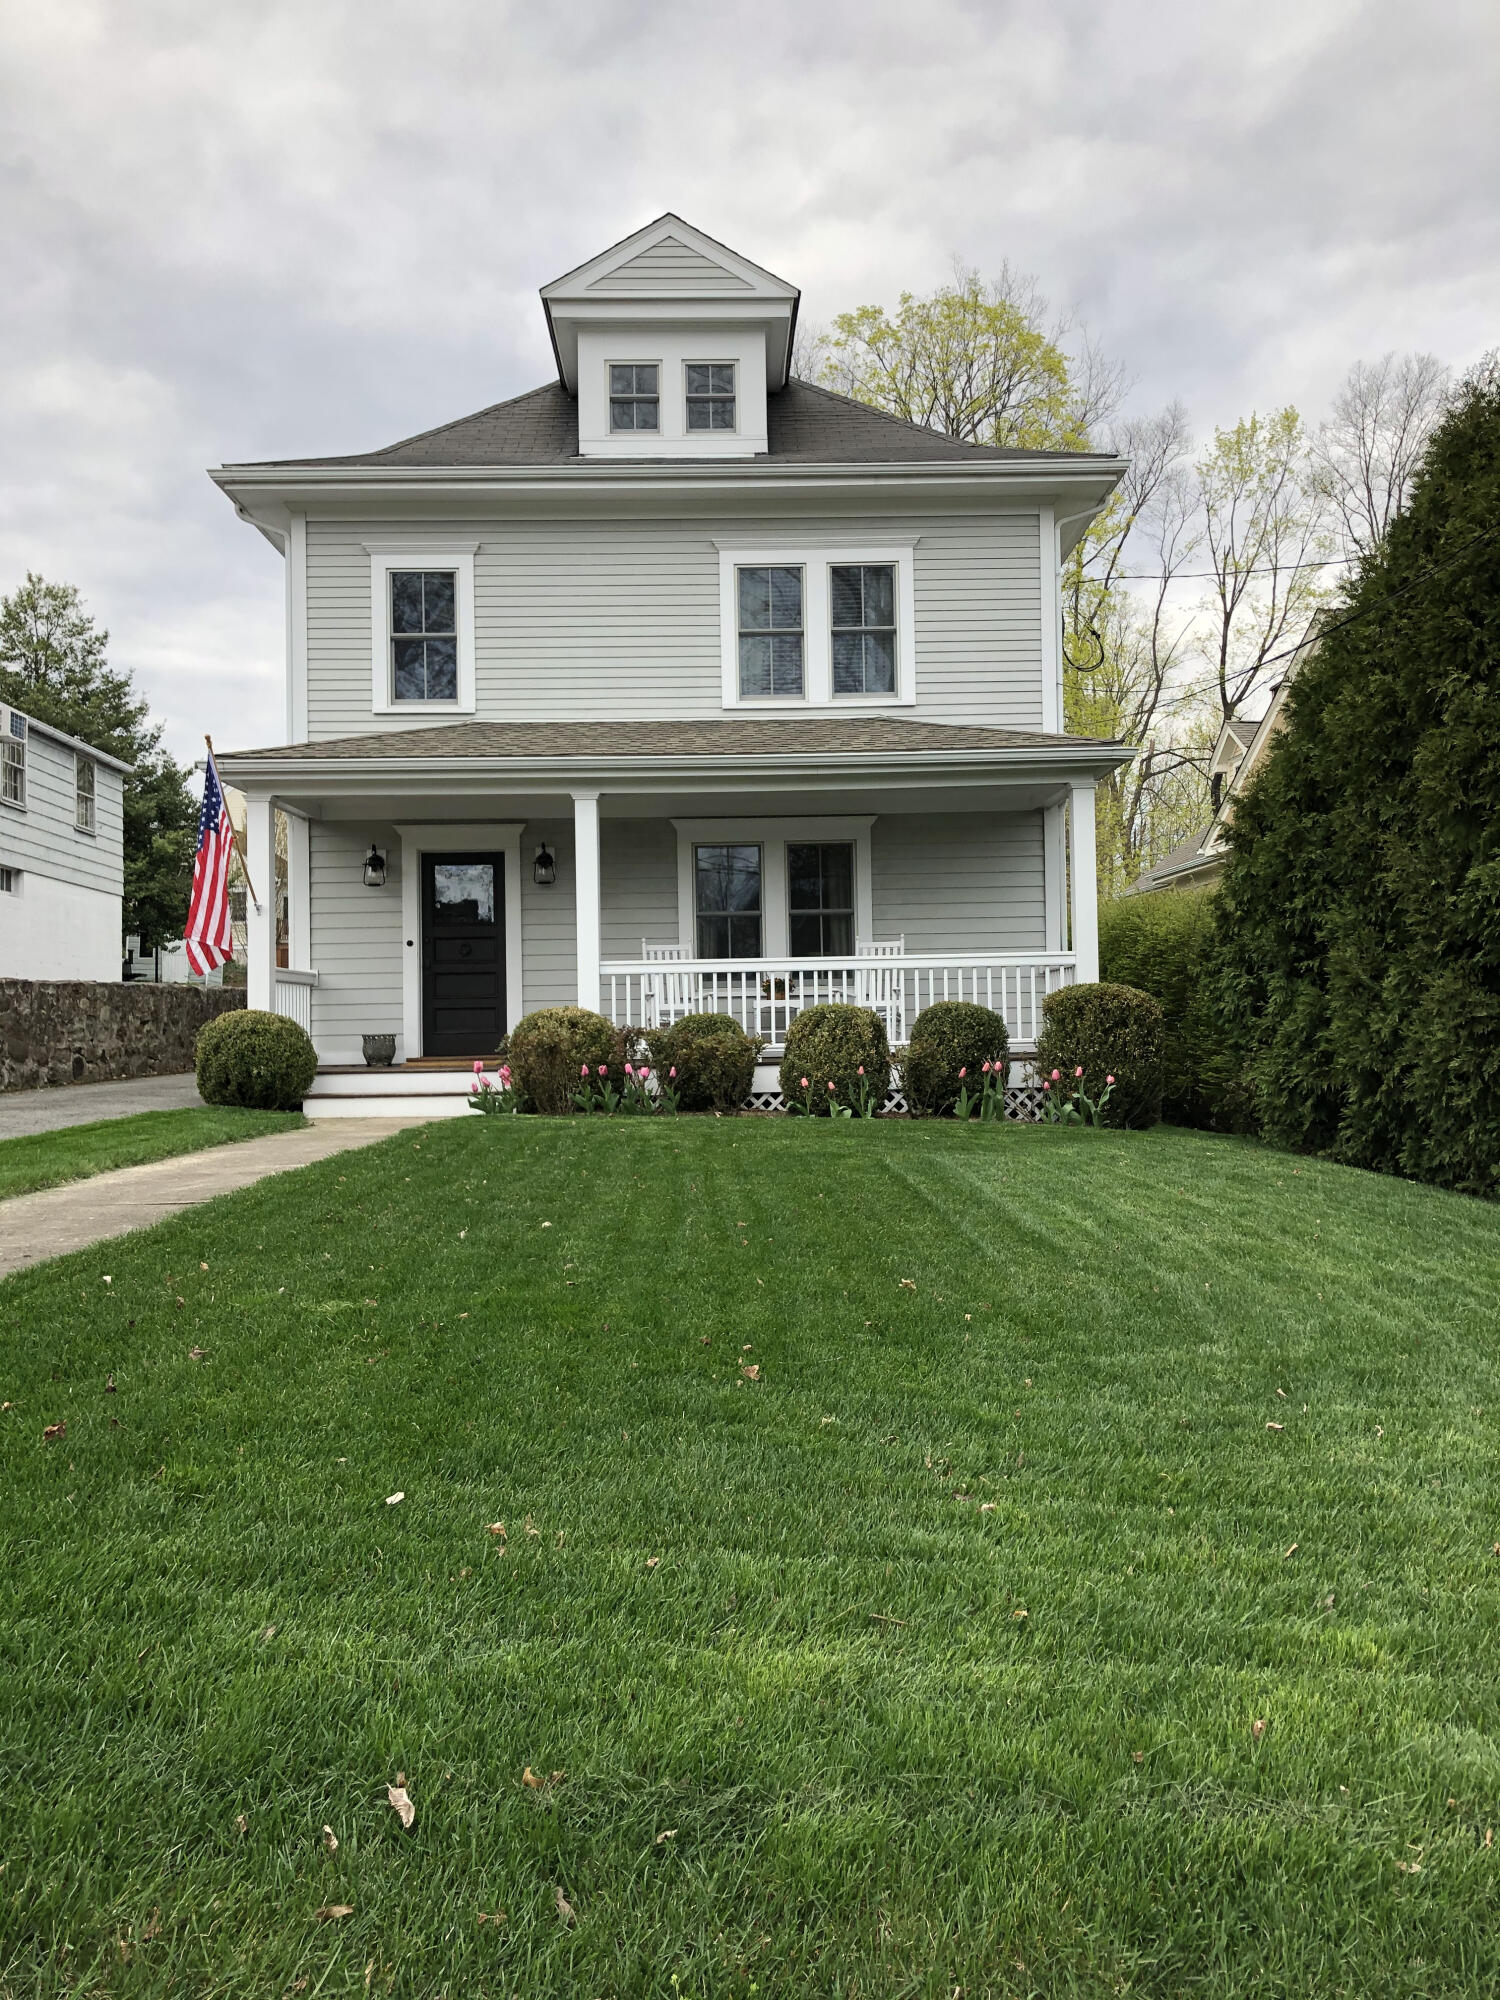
[901,1000,1010,1116]
[643,1012,762,1114]
[195,1008,317,1111]
[1034,981,1164,1128]
[779,1004,889,1115]
[507,1005,617,1115]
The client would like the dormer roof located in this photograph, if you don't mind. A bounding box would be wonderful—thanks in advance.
[540,213,800,391]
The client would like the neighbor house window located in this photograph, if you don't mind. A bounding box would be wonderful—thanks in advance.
[390,570,458,703]
[788,843,854,955]
[1,722,23,809]
[831,564,897,694]
[694,844,762,958]
[609,364,659,431]
[75,755,96,833]
[686,362,736,431]
[737,566,804,699]
[0,866,18,894]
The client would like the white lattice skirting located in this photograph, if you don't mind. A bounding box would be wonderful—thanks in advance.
[744,1083,1046,1120]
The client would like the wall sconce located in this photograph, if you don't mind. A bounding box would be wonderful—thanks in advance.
[532,842,556,887]
[362,844,387,888]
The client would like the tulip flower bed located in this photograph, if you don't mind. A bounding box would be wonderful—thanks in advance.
[4,1116,1500,1996]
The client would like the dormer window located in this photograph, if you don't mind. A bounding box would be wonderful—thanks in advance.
[609,364,659,432]
[686,363,736,431]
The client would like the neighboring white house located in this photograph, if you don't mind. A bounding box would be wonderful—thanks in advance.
[0,701,130,981]
[213,214,1131,1107]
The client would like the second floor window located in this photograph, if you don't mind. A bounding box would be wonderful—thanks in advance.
[831,564,897,695]
[1,724,24,809]
[75,755,96,832]
[390,570,458,702]
[686,363,736,430]
[738,566,804,698]
[609,364,659,431]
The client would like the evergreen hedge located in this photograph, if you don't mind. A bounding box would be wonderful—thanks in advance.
[779,1004,890,1114]
[901,1000,1010,1116]
[1100,889,1231,1127]
[507,1006,617,1115]
[1210,367,1500,1196]
[195,1009,317,1111]
[643,1012,762,1113]
[1034,983,1165,1128]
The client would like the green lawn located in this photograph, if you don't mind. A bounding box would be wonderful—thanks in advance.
[3,1117,1499,1997]
[0,1107,307,1203]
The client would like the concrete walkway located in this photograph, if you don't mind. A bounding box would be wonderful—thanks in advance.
[0,1072,206,1137]
[0,1119,425,1280]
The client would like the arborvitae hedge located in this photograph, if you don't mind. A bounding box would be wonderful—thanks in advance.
[1100,889,1231,1127]
[1210,368,1500,1196]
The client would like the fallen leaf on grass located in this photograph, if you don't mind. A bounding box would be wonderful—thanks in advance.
[386,1782,415,1829]
[385,1492,404,1506]
[105,1374,116,1393]
[655,1828,678,1844]
[554,1887,575,1925]
[1266,1422,1284,1433]
[1252,1719,1267,1742]
[316,1904,355,1922]
[235,1813,249,1836]
[42,1422,66,1442]
[1132,1751,1144,1764]
[1013,1607,1029,1621]
[141,1910,161,1941]
[1397,1860,1422,1874]
[477,1910,506,1925]
[898,1278,917,1291]
[188,1347,205,1361]
[259,1624,277,1644]
[645,1555,661,1570]
[522,1767,543,1788]
[980,1502,997,1514]
[1283,1544,1298,1560]
[486,1521,506,1539]
[322,1825,339,1853]
[740,1364,760,1382]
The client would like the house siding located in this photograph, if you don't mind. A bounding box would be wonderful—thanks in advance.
[0,729,124,896]
[303,511,1044,740]
[308,820,405,1050]
[871,812,1045,952]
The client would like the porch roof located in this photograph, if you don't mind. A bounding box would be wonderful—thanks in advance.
[219,715,1130,780]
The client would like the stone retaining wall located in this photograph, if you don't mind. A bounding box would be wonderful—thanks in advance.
[0,979,245,1092]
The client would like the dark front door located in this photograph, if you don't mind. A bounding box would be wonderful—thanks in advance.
[421,852,505,1057]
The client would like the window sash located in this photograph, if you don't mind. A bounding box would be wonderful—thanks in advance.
[694,843,763,958]
[830,564,898,695]
[75,756,96,831]
[389,569,459,703]
[737,566,804,699]
[787,842,855,956]
[609,362,660,432]
[1,737,24,807]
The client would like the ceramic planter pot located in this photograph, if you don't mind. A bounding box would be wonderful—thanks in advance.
[362,1033,396,1068]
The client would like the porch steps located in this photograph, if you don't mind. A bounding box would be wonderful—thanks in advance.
[305,1066,480,1120]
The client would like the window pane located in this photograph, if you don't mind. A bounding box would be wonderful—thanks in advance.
[633,399,658,430]
[423,571,456,634]
[830,565,863,628]
[738,568,771,629]
[709,364,734,393]
[832,631,863,695]
[864,564,895,626]
[788,910,821,956]
[696,911,730,958]
[424,636,458,700]
[696,844,761,913]
[769,568,802,627]
[632,365,657,393]
[862,630,896,693]
[709,398,736,429]
[393,638,427,701]
[770,634,803,695]
[609,365,634,395]
[432,862,494,924]
[391,571,425,633]
[686,401,708,431]
[820,842,854,907]
[787,843,821,906]
[823,909,854,954]
[686,364,711,395]
[739,635,772,697]
[729,913,763,956]
[610,399,637,430]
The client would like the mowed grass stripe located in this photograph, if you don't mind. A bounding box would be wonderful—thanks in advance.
[2,1117,1499,1997]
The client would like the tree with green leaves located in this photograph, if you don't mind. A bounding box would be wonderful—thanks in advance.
[0,573,196,950]
[1210,360,1500,1194]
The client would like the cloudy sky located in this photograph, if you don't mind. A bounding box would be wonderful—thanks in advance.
[2,0,1495,759]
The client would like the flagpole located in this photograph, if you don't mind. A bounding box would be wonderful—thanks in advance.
[205,734,262,910]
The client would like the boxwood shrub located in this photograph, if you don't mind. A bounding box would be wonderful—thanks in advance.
[507,1006,617,1115]
[901,1000,1010,1116]
[195,1009,317,1111]
[643,1012,762,1114]
[1034,982,1164,1128]
[779,1004,889,1114]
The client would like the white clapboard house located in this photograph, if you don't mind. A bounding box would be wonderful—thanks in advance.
[0,700,130,981]
[213,216,1129,1114]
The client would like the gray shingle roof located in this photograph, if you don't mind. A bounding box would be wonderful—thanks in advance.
[226,379,1113,472]
[221,715,1123,763]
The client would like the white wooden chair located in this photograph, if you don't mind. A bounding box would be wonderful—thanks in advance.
[641,941,694,1028]
[854,937,906,1045]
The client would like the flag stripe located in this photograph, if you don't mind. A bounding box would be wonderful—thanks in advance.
[184,751,233,974]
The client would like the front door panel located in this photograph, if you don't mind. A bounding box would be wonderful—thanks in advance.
[421,852,505,1056]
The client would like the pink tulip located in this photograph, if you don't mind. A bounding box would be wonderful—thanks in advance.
[1075,1066,1084,1078]
[473,1060,485,1074]
[800,1077,809,1089]
[1051,1069,1061,1081]
[1043,1080,1051,1091]
[597,1065,607,1076]
[1106,1074,1115,1085]
[580,1064,589,1077]
[857,1065,865,1076]
[958,1067,967,1079]
[625,1063,634,1076]
[639,1066,650,1079]
[669,1066,677,1078]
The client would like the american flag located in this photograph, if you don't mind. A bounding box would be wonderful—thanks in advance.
[184,749,234,974]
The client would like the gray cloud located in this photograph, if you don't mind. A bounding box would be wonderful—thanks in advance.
[1,0,1494,755]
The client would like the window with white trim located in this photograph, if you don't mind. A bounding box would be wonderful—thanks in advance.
[390,570,458,703]
[788,842,854,954]
[0,865,18,894]
[1,723,24,809]
[737,566,804,698]
[694,843,763,958]
[831,564,897,695]
[75,754,96,832]
[686,363,736,431]
[609,363,659,431]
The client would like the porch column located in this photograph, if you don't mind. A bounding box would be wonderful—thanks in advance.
[1068,780,1099,983]
[573,790,601,1013]
[285,810,311,970]
[1043,802,1067,953]
[243,790,277,1012]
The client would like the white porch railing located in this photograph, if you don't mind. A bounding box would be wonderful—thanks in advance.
[600,954,1075,1050]
[272,966,319,1032]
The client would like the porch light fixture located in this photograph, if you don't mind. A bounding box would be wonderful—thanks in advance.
[532,842,556,887]
[362,844,387,889]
